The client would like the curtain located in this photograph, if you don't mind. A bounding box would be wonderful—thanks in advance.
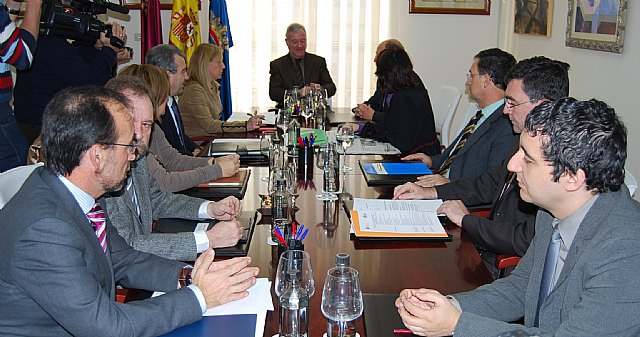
[226,0,390,111]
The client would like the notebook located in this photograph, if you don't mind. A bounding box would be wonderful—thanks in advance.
[359,160,432,186]
[180,169,251,200]
[363,293,417,337]
[159,314,257,337]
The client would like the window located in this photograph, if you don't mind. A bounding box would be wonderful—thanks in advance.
[226,0,390,110]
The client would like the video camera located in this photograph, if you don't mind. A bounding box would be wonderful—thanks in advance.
[40,0,129,48]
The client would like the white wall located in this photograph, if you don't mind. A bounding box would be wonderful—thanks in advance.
[389,0,640,192]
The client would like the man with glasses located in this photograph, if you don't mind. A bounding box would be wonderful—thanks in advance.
[394,57,570,277]
[104,76,244,262]
[401,48,517,184]
[269,23,336,108]
[0,86,258,335]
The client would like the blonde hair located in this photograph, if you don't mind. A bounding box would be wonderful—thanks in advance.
[188,43,223,97]
[118,64,170,121]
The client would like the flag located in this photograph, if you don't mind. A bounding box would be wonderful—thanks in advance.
[169,0,201,64]
[209,0,233,121]
[141,0,163,62]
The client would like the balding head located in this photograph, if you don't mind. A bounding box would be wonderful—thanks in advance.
[375,39,405,63]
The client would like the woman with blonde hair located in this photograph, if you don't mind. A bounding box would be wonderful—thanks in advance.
[179,43,262,137]
[117,64,240,192]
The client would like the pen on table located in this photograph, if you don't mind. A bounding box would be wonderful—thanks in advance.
[296,224,305,240]
[246,112,266,120]
[393,329,414,335]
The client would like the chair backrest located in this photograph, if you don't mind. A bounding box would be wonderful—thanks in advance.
[0,163,43,209]
[625,169,637,197]
[432,85,462,147]
[447,101,480,146]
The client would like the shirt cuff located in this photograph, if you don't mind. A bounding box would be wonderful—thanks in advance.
[193,230,209,253]
[446,295,462,312]
[187,284,207,314]
[198,201,213,219]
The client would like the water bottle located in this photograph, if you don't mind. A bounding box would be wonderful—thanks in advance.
[271,178,292,243]
[279,269,309,337]
[322,143,340,193]
[327,254,357,337]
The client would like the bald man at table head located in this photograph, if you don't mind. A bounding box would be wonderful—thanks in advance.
[395,97,640,337]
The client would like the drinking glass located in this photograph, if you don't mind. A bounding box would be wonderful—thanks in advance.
[276,109,291,143]
[300,96,314,127]
[260,131,277,182]
[275,250,315,298]
[321,267,363,337]
[336,124,355,172]
[315,145,339,201]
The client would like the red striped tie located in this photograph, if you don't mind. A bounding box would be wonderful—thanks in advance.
[87,202,107,253]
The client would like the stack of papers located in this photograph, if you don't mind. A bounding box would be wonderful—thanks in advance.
[227,111,277,125]
[326,131,400,155]
[349,198,448,239]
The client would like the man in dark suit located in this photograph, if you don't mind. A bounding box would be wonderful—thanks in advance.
[269,23,336,108]
[395,57,570,276]
[395,98,639,337]
[402,48,517,184]
[0,86,258,336]
[146,44,198,155]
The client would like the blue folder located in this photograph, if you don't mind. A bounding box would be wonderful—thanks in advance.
[160,314,257,337]
[362,162,432,175]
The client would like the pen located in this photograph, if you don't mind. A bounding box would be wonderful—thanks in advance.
[300,228,309,241]
[296,224,305,240]
[246,112,266,120]
[273,227,288,247]
[393,329,414,335]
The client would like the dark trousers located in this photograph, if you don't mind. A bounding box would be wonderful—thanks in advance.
[0,114,28,172]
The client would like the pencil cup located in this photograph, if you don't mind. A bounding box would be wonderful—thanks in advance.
[271,219,290,244]
[277,240,304,259]
[297,145,314,178]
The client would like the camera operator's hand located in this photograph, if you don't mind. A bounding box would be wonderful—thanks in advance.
[96,23,125,52]
[116,48,132,64]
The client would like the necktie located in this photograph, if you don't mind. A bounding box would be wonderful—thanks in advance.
[170,99,187,150]
[294,58,304,88]
[126,178,141,217]
[87,202,107,253]
[535,224,562,326]
[438,110,484,174]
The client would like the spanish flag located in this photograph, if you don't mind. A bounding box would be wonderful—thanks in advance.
[169,0,200,64]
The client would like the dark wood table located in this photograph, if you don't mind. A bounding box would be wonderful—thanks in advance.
[235,155,493,337]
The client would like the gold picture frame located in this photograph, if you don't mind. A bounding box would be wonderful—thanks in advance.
[565,0,627,53]
[409,0,491,15]
[120,0,200,11]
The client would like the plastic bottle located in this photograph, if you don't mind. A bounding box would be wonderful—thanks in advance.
[327,253,357,337]
[271,177,291,243]
[279,269,309,337]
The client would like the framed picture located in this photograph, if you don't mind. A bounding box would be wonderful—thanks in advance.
[565,0,627,53]
[120,0,200,10]
[409,0,490,15]
[514,0,553,36]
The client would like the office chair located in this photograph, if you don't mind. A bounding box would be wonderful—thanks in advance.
[0,163,43,209]
[432,85,462,148]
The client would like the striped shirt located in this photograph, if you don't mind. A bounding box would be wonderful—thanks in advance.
[0,6,35,116]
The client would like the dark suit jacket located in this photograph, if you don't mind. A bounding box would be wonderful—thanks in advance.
[0,167,201,336]
[454,186,640,336]
[436,140,538,257]
[431,103,516,180]
[360,86,440,155]
[160,101,198,156]
[365,71,425,127]
[269,52,336,107]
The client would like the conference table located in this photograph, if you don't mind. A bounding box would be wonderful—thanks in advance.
[156,110,494,336]
[223,153,493,336]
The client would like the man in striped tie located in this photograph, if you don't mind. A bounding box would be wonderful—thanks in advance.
[0,86,258,336]
[401,48,518,185]
[395,57,570,277]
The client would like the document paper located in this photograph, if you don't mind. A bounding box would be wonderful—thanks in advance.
[350,198,448,238]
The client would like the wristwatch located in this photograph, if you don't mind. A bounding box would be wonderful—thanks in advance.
[178,265,193,288]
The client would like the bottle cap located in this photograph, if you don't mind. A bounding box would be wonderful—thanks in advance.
[336,253,350,267]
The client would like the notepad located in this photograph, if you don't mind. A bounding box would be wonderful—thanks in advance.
[196,169,248,187]
[362,162,432,175]
[159,314,257,337]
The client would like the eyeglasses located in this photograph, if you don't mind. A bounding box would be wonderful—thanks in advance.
[505,98,537,109]
[466,71,481,79]
[102,140,138,155]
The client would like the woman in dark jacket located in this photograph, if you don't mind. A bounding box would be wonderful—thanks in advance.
[358,48,440,155]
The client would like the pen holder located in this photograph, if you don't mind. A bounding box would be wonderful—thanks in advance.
[277,240,304,260]
[297,145,314,179]
[271,219,291,245]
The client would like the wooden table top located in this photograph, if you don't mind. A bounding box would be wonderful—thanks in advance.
[237,157,492,336]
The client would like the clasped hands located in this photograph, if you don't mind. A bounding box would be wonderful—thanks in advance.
[206,196,244,248]
[395,288,461,337]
